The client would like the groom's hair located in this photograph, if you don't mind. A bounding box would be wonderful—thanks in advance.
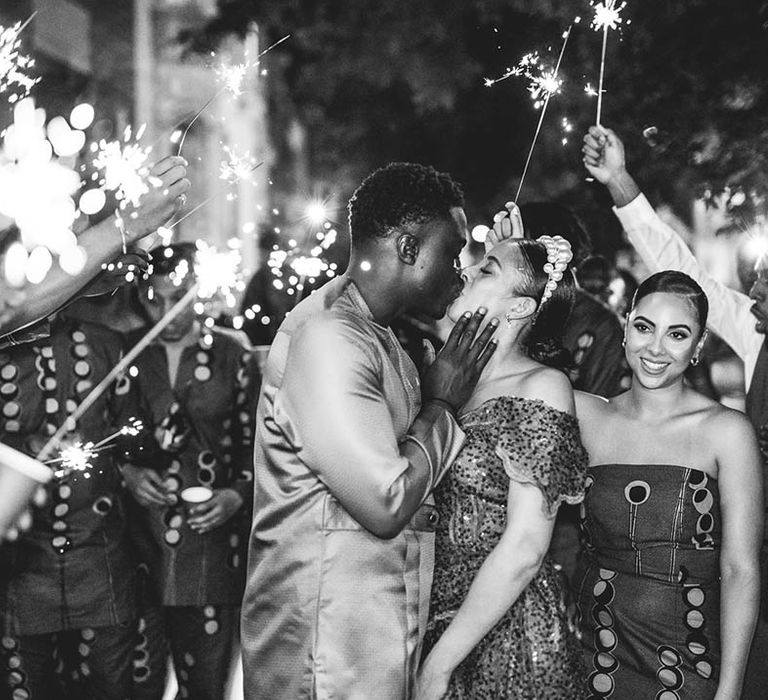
[348,162,464,246]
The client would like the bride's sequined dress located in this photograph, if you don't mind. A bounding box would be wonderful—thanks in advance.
[422,396,589,699]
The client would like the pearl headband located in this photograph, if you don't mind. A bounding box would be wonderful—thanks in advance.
[536,235,573,310]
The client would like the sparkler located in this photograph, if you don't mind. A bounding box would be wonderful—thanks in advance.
[42,418,145,479]
[0,13,39,102]
[194,240,243,308]
[219,145,259,184]
[175,34,290,156]
[165,160,263,231]
[36,236,249,464]
[512,25,575,203]
[215,60,249,97]
[36,286,200,464]
[48,440,97,479]
[90,125,156,253]
[486,52,564,109]
[91,125,153,209]
[91,417,144,449]
[591,1,627,125]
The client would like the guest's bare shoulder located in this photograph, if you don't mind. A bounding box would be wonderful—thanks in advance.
[701,402,758,458]
[574,389,611,422]
[520,366,575,415]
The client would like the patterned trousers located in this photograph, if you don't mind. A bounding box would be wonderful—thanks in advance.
[132,605,238,700]
[0,622,134,700]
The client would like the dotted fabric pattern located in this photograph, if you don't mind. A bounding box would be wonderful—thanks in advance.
[576,464,721,698]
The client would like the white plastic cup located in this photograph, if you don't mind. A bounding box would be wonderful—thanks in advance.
[0,441,52,541]
[180,486,213,520]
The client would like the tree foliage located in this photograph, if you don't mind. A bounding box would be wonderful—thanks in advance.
[184,0,768,251]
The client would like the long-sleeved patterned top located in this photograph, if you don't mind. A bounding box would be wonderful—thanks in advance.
[124,327,260,607]
[0,317,138,635]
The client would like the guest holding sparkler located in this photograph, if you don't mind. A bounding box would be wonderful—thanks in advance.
[583,126,768,697]
[0,310,142,699]
[120,243,260,700]
[0,154,190,344]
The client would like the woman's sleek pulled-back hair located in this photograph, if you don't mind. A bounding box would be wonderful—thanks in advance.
[508,238,576,372]
[631,270,709,337]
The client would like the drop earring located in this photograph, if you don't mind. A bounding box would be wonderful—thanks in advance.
[505,312,514,327]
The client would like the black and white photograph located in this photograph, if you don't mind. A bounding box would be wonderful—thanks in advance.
[1,1,767,698]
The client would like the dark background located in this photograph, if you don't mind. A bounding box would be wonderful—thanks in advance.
[184,0,768,255]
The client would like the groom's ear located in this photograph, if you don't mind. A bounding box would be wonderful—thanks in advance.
[396,233,420,266]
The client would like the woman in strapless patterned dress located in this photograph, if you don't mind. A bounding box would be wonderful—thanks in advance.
[575,270,763,699]
[415,205,589,699]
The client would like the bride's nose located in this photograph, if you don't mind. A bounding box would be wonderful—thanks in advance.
[460,264,478,284]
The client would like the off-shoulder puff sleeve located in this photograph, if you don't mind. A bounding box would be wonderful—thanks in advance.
[493,398,589,517]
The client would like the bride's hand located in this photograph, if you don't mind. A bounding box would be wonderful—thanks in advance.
[413,661,451,700]
[485,201,524,252]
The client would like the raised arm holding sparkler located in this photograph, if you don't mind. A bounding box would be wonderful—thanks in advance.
[0,155,190,340]
[590,1,627,126]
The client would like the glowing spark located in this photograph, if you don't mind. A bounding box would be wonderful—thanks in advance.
[513,24,574,203]
[483,65,522,88]
[484,51,563,109]
[584,82,598,97]
[219,145,259,184]
[0,14,39,102]
[194,240,243,307]
[590,1,627,125]
[215,32,292,97]
[591,1,626,31]
[92,126,153,208]
[92,417,145,449]
[527,62,563,108]
[168,161,263,230]
[216,61,248,97]
[176,34,290,155]
[560,117,574,146]
[51,440,97,478]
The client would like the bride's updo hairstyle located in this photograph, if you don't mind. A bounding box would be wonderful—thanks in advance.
[510,238,576,372]
[631,270,708,337]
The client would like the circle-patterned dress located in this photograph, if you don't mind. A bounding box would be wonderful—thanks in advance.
[422,396,589,698]
[576,464,721,699]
